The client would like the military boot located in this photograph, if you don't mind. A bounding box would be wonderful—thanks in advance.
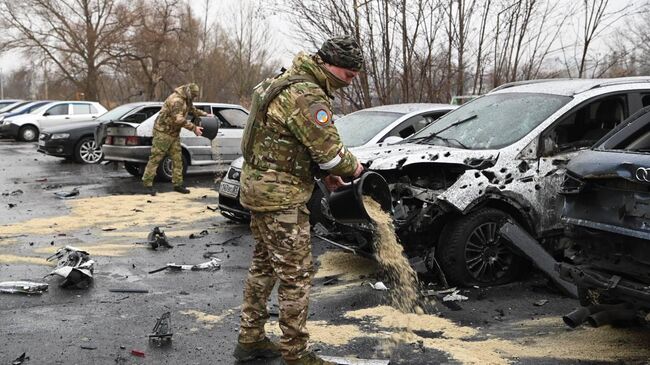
[233,337,281,362]
[173,185,190,194]
[283,352,336,365]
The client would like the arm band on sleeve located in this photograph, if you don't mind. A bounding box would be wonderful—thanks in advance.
[319,147,345,170]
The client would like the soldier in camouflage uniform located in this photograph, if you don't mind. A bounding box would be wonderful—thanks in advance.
[142,83,206,196]
[233,36,365,365]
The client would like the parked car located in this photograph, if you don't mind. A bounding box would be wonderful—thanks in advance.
[0,101,53,122]
[217,103,457,222]
[0,101,107,141]
[0,99,25,112]
[100,103,246,181]
[37,102,162,164]
[333,77,650,287]
[557,106,650,311]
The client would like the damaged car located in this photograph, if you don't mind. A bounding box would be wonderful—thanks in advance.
[344,77,650,286]
[557,106,650,315]
[218,103,456,222]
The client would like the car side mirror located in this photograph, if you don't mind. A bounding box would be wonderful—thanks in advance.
[383,136,403,145]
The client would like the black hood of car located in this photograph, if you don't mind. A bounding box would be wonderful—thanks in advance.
[42,120,100,134]
[567,149,650,184]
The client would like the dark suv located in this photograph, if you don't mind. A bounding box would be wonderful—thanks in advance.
[558,106,650,310]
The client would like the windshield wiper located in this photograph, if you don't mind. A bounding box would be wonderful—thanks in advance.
[409,114,476,148]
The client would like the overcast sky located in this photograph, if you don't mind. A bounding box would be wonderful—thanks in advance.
[0,0,643,76]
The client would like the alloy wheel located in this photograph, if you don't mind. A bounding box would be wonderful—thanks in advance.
[464,221,514,283]
[79,140,103,163]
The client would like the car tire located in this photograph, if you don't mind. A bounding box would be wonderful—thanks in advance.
[436,208,524,286]
[156,153,188,182]
[19,125,38,142]
[124,162,144,177]
[74,136,103,164]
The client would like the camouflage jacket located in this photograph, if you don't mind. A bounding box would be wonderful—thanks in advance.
[154,85,207,137]
[239,52,358,212]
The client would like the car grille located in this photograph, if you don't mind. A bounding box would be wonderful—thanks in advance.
[227,167,241,181]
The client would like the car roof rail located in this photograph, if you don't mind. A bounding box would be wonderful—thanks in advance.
[573,77,650,94]
[490,78,573,92]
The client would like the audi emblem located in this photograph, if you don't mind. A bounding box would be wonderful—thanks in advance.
[635,167,650,182]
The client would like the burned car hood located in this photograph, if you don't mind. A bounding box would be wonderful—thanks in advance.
[355,143,499,170]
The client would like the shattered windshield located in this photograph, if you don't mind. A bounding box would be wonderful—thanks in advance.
[335,111,404,147]
[411,93,571,149]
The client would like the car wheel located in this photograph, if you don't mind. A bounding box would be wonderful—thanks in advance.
[436,208,524,286]
[19,125,38,142]
[156,153,188,182]
[124,162,144,177]
[74,137,103,164]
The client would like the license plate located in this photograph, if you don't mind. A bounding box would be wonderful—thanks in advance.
[113,137,126,145]
[219,182,240,198]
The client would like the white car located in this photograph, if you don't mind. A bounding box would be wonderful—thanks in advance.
[100,103,248,181]
[217,103,457,222]
[0,101,107,141]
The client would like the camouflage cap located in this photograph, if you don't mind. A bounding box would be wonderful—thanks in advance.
[188,83,200,95]
[317,35,364,71]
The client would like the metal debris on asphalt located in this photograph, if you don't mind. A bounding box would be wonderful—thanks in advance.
[12,352,29,365]
[45,246,95,289]
[148,257,221,274]
[206,206,218,211]
[53,187,79,199]
[320,356,390,365]
[0,281,49,294]
[149,312,173,341]
[130,349,145,357]
[534,299,549,306]
[369,281,389,290]
[189,229,209,239]
[146,226,172,249]
[442,290,469,302]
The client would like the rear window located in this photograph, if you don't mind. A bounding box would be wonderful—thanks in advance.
[72,104,91,114]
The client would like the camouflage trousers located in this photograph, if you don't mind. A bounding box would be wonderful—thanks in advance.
[142,132,183,187]
[238,206,313,361]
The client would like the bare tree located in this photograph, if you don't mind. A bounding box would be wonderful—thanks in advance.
[0,0,135,102]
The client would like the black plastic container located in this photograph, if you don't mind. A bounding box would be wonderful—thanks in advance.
[328,171,392,224]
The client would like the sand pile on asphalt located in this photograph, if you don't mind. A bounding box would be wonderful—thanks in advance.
[0,188,217,236]
[363,196,421,313]
[315,251,377,281]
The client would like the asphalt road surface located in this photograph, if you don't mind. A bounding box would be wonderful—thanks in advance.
[1,139,649,365]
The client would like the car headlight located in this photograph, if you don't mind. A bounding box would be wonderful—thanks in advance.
[51,133,70,139]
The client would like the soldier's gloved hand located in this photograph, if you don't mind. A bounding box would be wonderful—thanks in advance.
[323,174,346,192]
[194,126,204,136]
[353,161,365,178]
